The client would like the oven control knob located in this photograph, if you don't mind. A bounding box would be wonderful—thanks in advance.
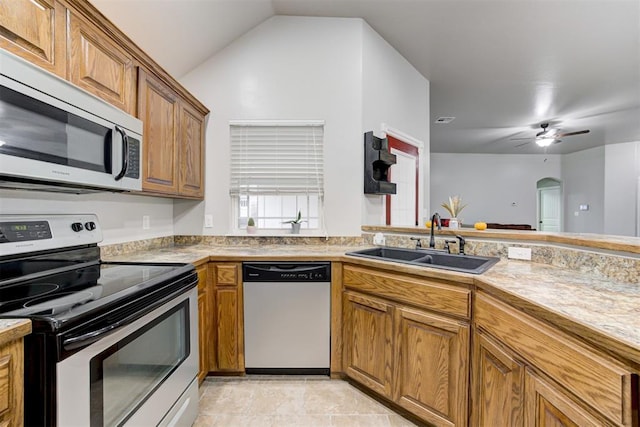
[85,221,97,231]
[71,222,84,232]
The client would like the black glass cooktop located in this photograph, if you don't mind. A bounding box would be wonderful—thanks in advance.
[0,261,191,326]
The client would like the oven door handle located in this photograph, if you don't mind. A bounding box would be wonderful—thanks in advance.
[62,310,140,351]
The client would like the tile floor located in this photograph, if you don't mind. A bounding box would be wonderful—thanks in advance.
[195,376,420,427]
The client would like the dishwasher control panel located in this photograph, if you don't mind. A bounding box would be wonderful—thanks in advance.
[242,262,331,282]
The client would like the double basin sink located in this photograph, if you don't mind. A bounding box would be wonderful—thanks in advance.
[346,246,499,274]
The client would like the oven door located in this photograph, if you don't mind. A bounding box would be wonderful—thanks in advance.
[56,287,198,427]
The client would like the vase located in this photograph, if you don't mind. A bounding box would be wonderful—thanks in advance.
[247,225,256,234]
[291,223,301,234]
[449,218,459,229]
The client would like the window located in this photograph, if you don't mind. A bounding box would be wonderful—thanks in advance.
[230,121,324,232]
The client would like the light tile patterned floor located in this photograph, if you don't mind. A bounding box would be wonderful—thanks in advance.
[195,376,420,427]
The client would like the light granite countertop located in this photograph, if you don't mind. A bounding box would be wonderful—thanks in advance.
[103,244,640,367]
[0,319,32,347]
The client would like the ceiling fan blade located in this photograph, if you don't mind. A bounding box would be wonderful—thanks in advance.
[514,141,531,148]
[556,129,590,138]
[509,137,532,141]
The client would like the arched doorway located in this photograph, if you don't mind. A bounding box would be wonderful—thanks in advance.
[537,178,562,231]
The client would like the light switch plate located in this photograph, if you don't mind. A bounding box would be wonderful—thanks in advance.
[508,247,531,260]
[142,215,150,230]
[204,214,214,228]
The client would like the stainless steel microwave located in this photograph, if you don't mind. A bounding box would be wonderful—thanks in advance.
[0,50,143,193]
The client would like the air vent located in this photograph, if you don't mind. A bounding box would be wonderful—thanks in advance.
[434,117,455,124]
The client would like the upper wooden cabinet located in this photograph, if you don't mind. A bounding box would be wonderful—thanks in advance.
[177,102,205,198]
[67,11,136,115]
[137,68,205,198]
[0,0,66,77]
[2,0,209,200]
[138,68,180,194]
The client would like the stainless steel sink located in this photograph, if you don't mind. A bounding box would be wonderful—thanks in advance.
[346,247,499,274]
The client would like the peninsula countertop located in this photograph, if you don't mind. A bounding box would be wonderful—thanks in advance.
[103,243,640,366]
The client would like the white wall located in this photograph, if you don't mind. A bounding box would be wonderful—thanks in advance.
[179,16,428,236]
[604,141,640,236]
[430,153,562,227]
[361,23,429,226]
[562,146,605,233]
[0,190,174,245]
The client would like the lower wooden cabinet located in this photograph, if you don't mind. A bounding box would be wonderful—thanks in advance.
[196,264,210,383]
[471,330,524,427]
[394,307,469,427]
[210,263,244,373]
[474,292,638,427]
[343,291,393,398]
[0,337,25,427]
[524,369,608,427]
[342,291,470,426]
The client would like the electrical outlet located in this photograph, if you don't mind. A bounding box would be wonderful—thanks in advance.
[508,247,531,261]
[373,232,385,246]
[204,214,214,228]
[142,215,150,230]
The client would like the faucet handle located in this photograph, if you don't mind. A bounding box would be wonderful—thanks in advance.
[409,236,423,249]
[455,235,466,254]
[444,239,458,254]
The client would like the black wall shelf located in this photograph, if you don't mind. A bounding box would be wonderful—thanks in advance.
[364,131,397,194]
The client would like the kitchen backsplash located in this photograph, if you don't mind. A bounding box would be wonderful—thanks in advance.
[362,232,640,286]
[100,233,639,285]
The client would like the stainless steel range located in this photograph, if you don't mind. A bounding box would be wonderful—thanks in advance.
[0,214,199,426]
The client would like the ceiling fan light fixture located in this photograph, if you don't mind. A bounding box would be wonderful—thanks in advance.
[535,137,554,147]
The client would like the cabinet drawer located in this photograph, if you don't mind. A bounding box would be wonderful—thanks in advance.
[343,265,471,319]
[215,264,238,287]
[475,292,635,426]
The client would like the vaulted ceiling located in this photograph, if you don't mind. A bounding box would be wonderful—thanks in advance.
[91,0,640,155]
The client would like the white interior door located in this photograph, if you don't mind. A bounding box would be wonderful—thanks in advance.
[539,186,561,231]
[389,149,416,226]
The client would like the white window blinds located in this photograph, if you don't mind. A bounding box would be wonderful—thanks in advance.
[230,122,324,195]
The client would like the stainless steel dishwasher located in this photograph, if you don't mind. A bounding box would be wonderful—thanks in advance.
[243,262,331,375]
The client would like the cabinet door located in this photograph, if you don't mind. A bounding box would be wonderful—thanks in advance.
[68,12,135,114]
[177,101,205,198]
[0,339,25,427]
[471,331,525,427]
[343,291,393,399]
[137,68,179,195]
[394,307,470,427]
[196,265,209,383]
[211,263,244,373]
[0,0,66,77]
[524,370,609,427]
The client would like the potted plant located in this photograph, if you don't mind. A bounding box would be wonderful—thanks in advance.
[283,210,305,234]
[246,217,257,234]
[441,195,467,229]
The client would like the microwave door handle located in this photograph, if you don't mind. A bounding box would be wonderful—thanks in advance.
[114,125,129,181]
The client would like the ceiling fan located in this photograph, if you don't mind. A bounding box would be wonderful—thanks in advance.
[511,123,590,148]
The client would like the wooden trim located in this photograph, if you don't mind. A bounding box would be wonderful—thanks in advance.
[330,262,343,376]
